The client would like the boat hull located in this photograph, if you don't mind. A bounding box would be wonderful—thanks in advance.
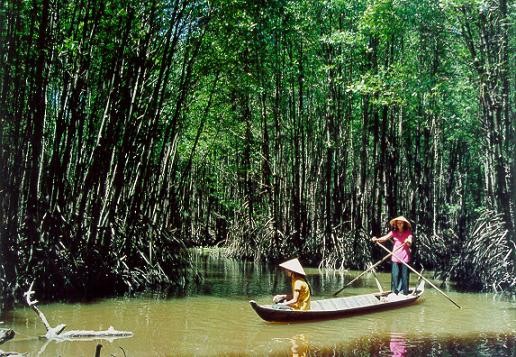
[249,282,424,323]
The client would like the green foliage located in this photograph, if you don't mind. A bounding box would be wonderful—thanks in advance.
[0,0,512,303]
[360,0,405,40]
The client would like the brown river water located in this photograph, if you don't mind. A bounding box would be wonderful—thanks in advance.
[1,250,514,356]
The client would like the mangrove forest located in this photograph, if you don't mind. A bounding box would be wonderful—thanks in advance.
[0,0,514,310]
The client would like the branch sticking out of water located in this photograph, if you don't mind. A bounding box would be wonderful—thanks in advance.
[24,282,133,341]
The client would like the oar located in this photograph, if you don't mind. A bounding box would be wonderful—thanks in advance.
[333,243,407,296]
[375,242,462,309]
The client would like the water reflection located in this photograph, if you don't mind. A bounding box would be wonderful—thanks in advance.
[188,249,375,300]
[1,250,514,356]
[290,334,309,357]
[389,333,407,357]
[272,335,309,357]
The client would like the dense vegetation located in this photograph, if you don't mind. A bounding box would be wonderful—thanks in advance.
[0,0,514,308]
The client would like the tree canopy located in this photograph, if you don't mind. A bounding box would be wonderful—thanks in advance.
[0,0,514,307]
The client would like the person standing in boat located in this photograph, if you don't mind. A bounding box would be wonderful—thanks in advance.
[272,258,311,310]
[371,216,414,295]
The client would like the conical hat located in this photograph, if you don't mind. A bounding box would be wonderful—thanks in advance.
[279,258,306,276]
[389,216,412,229]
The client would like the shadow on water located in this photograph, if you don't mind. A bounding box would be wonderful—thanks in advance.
[184,248,368,300]
[184,248,286,298]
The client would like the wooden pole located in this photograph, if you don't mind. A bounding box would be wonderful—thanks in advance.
[370,264,384,293]
[333,243,406,296]
[375,242,462,309]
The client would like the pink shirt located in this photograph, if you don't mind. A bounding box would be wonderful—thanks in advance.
[391,230,412,263]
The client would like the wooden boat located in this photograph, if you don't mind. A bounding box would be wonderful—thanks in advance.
[249,281,424,322]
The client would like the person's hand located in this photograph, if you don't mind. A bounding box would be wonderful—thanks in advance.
[273,295,286,303]
[371,237,378,242]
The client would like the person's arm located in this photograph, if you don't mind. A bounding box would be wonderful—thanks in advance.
[273,294,288,303]
[405,234,413,247]
[371,231,393,243]
[278,289,300,307]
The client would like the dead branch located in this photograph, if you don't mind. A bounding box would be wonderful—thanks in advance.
[0,328,25,356]
[0,329,15,345]
[24,282,133,341]
[0,351,26,357]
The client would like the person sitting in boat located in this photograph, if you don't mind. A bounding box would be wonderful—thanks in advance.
[272,258,311,310]
[371,216,413,295]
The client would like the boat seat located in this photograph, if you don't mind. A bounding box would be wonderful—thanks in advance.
[311,294,380,311]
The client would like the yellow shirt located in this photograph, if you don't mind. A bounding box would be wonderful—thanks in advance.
[291,276,310,310]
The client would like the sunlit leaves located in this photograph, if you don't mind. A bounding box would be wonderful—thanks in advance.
[360,0,405,40]
[347,67,406,106]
